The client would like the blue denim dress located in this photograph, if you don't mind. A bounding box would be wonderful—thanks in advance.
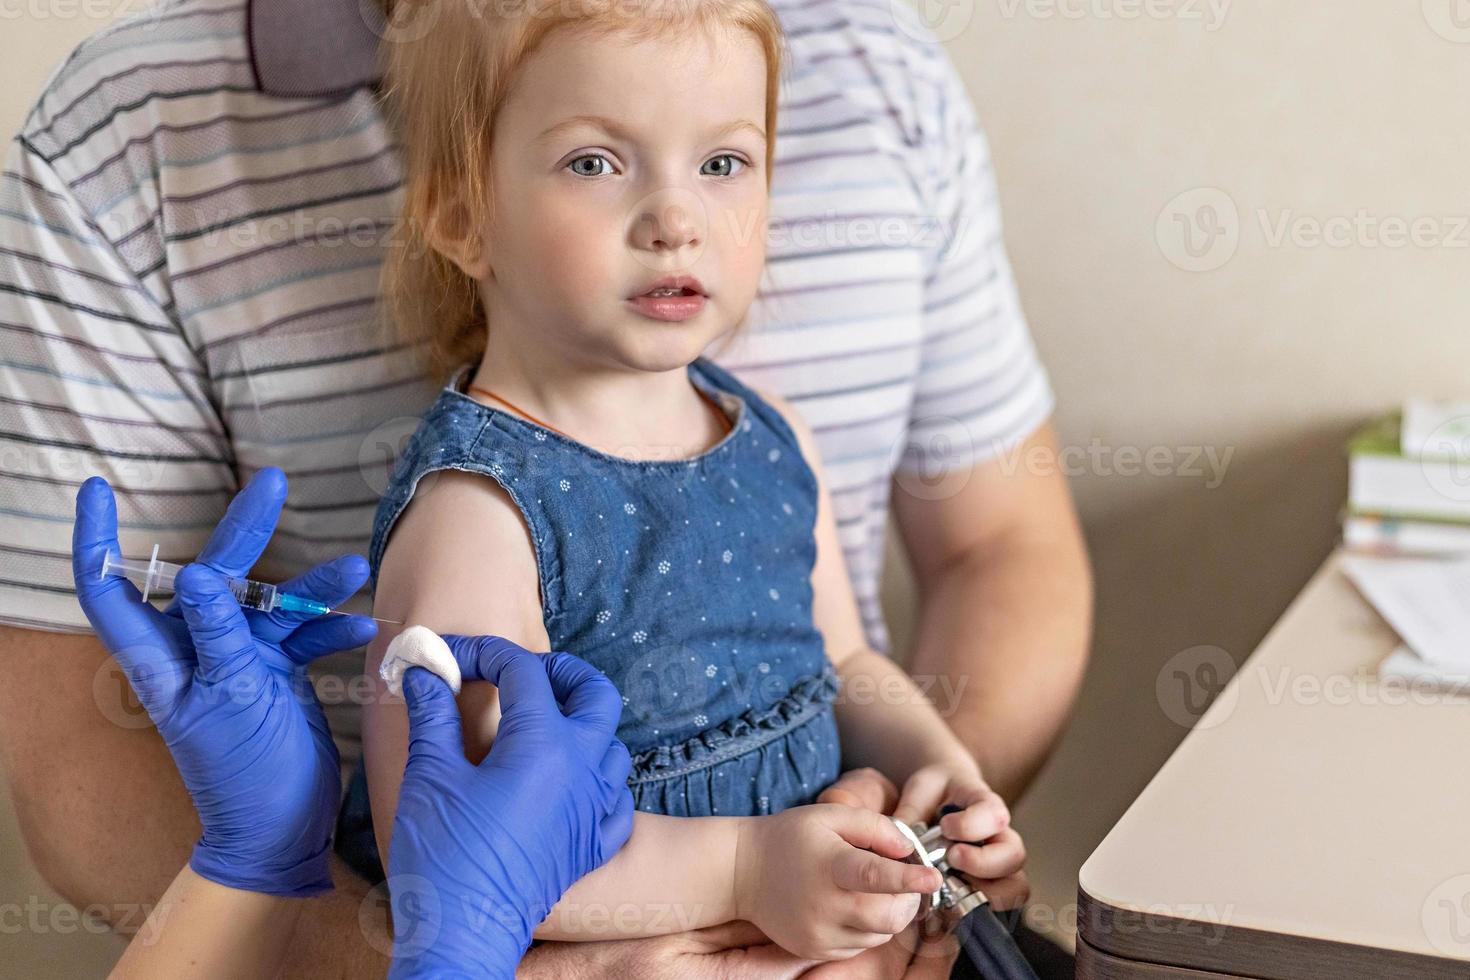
[339,356,841,867]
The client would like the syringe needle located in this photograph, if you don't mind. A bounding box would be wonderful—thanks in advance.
[323,608,404,625]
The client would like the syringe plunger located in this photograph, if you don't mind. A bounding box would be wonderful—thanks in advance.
[100,543,282,612]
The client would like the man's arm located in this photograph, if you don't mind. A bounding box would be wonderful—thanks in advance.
[0,127,392,975]
[0,627,195,912]
[889,421,1093,802]
[0,626,394,976]
[879,8,1092,804]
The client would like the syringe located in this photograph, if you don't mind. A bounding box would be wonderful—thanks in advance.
[100,544,402,624]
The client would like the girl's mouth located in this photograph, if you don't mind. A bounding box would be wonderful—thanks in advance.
[628,290,707,322]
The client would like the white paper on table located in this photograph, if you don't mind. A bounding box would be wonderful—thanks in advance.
[1378,644,1470,690]
[1340,555,1470,668]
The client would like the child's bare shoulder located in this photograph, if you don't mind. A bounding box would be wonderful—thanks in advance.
[374,468,549,650]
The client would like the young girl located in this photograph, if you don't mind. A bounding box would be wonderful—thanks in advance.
[361,0,1010,962]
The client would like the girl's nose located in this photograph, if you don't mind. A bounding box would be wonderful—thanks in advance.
[630,189,707,256]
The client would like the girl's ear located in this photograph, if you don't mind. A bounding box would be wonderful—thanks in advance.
[424,193,492,280]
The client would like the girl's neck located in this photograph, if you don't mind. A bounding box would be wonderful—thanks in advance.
[466,341,728,461]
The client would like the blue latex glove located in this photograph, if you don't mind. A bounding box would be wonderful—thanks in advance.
[72,468,378,896]
[387,635,635,979]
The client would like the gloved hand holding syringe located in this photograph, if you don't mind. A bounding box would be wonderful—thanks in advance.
[100,541,403,624]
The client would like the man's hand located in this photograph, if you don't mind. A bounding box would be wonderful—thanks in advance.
[519,919,817,980]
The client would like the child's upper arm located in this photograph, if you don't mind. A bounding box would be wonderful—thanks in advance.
[362,468,551,864]
[369,468,550,646]
[756,389,870,667]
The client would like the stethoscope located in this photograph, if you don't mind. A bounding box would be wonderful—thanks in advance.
[891,808,1041,980]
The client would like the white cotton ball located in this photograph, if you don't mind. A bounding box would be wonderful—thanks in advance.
[379,625,462,698]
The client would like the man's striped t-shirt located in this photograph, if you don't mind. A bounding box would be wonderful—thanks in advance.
[0,0,1054,744]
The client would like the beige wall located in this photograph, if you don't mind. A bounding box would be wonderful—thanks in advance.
[4,0,1467,971]
[879,0,1470,950]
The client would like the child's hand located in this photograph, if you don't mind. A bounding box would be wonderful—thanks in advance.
[733,804,943,961]
[894,762,1010,843]
[892,763,1029,909]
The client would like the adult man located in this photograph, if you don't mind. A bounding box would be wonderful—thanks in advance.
[0,0,1092,974]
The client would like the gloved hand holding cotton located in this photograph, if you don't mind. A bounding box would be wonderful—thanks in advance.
[385,632,635,978]
[379,624,463,697]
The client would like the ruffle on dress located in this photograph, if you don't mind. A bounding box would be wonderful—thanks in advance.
[628,667,839,785]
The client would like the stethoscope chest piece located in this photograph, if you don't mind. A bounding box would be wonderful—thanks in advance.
[888,814,1041,980]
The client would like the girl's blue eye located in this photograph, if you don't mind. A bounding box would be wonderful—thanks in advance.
[567,155,614,177]
[703,155,747,178]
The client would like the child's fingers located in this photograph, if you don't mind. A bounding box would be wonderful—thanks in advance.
[832,848,941,896]
[823,805,918,861]
[816,767,899,813]
[936,791,1010,843]
[891,767,948,826]
[843,890,923,937]
[943,826,1026,881]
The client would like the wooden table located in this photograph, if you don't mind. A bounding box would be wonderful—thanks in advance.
[1076,550,1470,979]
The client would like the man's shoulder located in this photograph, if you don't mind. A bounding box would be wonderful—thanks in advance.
[776,0,958,78]
[775,0,972,146]
[19,0,255,157]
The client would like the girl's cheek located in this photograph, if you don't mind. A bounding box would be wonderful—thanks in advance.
[536,208,618,295]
